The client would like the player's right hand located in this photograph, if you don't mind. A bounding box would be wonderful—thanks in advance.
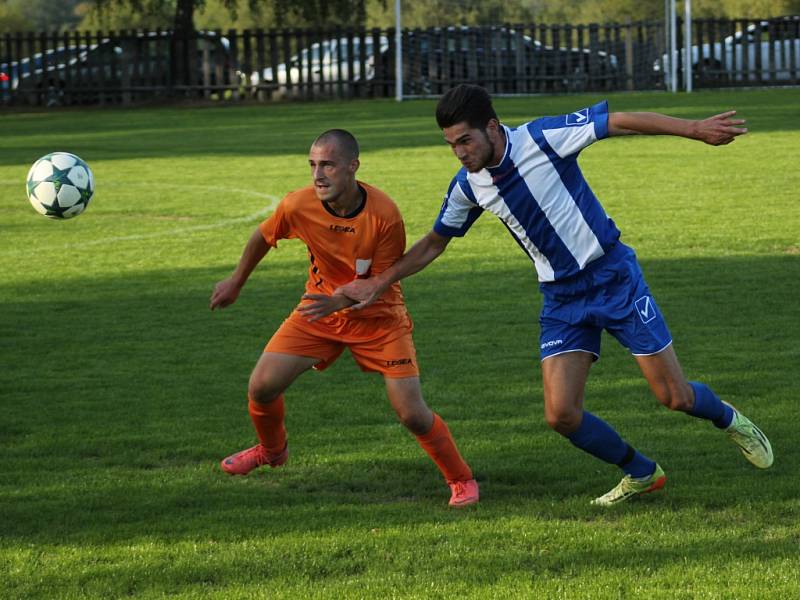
[695,110,747,145]
[335,279,383,310]
[210,277,241,311]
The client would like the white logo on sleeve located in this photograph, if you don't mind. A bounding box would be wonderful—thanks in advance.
[635,295,656,324]
[355,258,372,276]
[566,108,589,126]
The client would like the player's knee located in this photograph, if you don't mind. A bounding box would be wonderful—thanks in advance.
[396,408,431,436]
[654,382,693,412]
[247,376,284,405]
[545,408,581,435]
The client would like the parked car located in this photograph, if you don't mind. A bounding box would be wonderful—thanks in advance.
[655,16,800,84]
[1,44,106,106]
[397,26,619,95]
[250,35,389,99]
[251,27,617,98]
[2,31,242,106]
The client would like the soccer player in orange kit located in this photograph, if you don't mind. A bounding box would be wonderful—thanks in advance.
[210,129,478,507]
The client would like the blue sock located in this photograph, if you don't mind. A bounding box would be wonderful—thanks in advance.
[566,411,656,479]
[688,381,734,429]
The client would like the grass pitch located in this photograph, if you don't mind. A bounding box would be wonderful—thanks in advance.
[1,89,799,599]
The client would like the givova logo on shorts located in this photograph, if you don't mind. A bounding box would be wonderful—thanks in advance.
[541,339,563,350]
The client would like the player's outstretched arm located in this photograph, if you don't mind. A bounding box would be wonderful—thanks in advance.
[337,230,452,310]
[210,228,271,311]
[297,293,356,322]
[608,110,747,145]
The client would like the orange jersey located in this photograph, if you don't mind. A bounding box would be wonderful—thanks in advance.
[259,182,407,320]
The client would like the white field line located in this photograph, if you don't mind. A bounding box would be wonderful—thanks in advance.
[4,183,280,256]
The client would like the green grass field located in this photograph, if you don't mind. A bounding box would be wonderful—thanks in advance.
[1,89,799,599]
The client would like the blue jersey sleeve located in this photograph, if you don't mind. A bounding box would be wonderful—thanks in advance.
[433,174,484,238]
[531,100,609,159]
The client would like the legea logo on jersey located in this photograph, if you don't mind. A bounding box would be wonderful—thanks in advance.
[635,295,657,324]
[330,224,356,234]
[565,108,590,126]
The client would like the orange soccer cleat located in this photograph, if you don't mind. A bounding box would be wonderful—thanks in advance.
[220,443,288,475]
[448,478,480,507]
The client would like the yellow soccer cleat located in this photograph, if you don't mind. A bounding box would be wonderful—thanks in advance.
[591,464,666,506]
[725,404,774,469]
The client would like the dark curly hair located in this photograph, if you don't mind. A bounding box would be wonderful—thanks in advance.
[435,84,498,130]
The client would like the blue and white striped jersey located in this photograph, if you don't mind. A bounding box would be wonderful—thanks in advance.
[433,100,620,282]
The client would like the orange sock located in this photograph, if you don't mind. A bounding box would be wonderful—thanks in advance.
[248,394,287,455]
[415,413,473,482]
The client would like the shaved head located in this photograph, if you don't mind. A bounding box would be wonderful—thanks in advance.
[312,129,360,162]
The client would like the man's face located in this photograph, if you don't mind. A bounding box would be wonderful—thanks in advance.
[442,120,500,173]
[308,142,359,203]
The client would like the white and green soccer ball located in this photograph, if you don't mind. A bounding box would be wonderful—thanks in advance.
[26,152,94,219]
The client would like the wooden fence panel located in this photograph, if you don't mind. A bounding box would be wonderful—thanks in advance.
[1,19,798,108]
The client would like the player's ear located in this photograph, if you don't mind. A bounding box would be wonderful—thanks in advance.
[350,158,360,174]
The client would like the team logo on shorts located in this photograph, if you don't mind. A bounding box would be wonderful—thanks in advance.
[541,339,564,350]
[635,295,657,324]
[386,358,413,367]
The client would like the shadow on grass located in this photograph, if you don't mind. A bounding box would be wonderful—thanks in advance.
[1,88,799,166]
[0,254,798,547]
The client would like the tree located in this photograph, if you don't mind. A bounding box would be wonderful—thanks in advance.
[1,0,84,32]
[88,0,373,32]
[0,3,29,33]
[88,0,242,32]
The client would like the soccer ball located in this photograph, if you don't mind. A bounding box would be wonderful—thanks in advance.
[26,152,94,219]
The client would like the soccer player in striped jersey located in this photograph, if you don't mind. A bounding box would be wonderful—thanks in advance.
[334,85,774,505]
[210,129,478,507]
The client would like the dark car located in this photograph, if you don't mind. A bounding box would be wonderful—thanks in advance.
[396,26,618,96]
[3,31,242,106]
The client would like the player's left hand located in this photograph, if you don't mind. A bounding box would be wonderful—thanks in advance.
[298,293,355,322]
[695,110,747,145]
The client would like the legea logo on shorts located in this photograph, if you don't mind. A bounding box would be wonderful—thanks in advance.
[386,358,413,366]
[541,339,564,350]
[635,295,656,324]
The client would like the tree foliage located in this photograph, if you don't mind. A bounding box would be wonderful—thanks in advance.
[0,0,83,32]
[2,0,800,33]
[84,0,371,31]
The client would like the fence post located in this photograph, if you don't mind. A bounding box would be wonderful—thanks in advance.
[624,19,634,90]
[119,30,131,106]
[201,41,211,99]
[588,24,599,91]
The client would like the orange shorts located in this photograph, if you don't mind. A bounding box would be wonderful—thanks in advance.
[264,308,419,378]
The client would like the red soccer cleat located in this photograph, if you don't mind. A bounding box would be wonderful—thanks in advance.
[448,478,480,507]
[220,443,288,475]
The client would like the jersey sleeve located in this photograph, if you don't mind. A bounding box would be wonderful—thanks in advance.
[370,218,407,275]
[534,100,609,159]
[432,175,484,238]
[258,198,293,247]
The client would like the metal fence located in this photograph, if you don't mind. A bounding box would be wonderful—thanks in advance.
[1,17,798,107]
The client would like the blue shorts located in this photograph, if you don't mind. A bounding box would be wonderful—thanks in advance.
[538,243,672,361]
